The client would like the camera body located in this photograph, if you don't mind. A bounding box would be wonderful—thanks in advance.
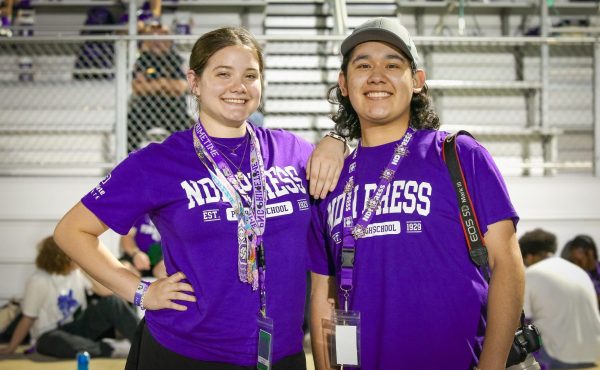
[506,324,542,367]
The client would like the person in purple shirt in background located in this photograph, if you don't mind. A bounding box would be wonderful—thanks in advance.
[53,26,346,370]
[308,18,525,370]
[120,214,166,278]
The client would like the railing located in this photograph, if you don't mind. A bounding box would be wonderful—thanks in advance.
[0,34,597,177]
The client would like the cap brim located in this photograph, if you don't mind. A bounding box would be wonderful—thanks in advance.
[340,29,413,63]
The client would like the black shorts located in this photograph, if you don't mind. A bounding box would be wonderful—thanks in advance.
[125,319,306,370]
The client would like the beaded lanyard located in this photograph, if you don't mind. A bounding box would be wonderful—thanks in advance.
[340,127,416,310]
[192,120,269,315]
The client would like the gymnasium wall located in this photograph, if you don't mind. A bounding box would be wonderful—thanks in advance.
[1,175,599,305]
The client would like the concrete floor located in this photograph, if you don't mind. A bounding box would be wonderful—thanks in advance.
[0,340,316,370]
[0,357,126,370]
[3,341,598,370]
[1,354,599,370]
[0,355,315,370]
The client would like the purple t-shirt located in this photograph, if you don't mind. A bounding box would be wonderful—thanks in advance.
[82,126,314,365]
[309,129,519,370]
[132,214,161,253]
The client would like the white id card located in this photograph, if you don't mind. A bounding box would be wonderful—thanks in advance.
[330,309,361,366]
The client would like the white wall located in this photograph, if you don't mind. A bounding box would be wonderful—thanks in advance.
[0,176,120,304]
[507,177,600,254]
[1,175,599,305]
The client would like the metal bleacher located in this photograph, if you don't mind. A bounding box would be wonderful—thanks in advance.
[0,0,597,176]
[260,0,597,176]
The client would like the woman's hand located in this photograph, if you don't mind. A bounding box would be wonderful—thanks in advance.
[307,135,347,199]
[143,272,196,311]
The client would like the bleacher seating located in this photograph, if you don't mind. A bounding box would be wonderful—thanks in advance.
[260,0,596,176]
[0,0,596,176]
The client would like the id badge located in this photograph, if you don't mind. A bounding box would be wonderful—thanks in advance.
[330,309,361,367]
[257,315,274,370]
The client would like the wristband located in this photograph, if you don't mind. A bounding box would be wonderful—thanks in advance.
[324,131,347,145]
[133,280,150,309]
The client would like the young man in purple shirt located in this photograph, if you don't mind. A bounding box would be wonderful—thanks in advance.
[309,18,525,370]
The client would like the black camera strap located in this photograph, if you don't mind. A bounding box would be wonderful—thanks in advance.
[442,131,525,327]
[442,131,491,281]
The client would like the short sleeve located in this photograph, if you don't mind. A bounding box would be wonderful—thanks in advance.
[21,275,48,318]
[81,151,156,235]
[456,135,519,235]
[308,199,336,276]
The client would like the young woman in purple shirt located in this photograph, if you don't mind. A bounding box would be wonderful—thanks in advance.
[54,26,344,370]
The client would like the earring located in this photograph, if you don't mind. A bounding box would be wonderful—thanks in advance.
[187,94,200,122]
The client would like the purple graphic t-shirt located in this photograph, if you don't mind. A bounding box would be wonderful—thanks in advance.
[132,214,161,253]
[309,129,519,370]
[82,126,314,365]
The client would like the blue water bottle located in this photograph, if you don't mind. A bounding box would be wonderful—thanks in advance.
[76,351,90,370]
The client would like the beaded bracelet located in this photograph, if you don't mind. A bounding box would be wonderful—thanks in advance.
[133,280,150,310]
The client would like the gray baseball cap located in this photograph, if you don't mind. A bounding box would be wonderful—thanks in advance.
[340,17,420,67]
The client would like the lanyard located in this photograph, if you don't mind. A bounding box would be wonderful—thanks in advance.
[339,127,416,310]
[192,120,269,316]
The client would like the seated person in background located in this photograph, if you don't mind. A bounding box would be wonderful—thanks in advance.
[73,6,115,80]
[127,21,189,151]
[0,1,13,37]
[0,236,139,358]
[520,228,600,369]
[120,214,166,278]
[0,0,13,21]
[117,0,160,30]
[564,234,600,306]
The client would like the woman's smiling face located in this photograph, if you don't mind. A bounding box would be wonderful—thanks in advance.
[196,44,262,130]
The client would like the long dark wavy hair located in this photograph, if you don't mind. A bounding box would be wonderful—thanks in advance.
[328,46,440,140]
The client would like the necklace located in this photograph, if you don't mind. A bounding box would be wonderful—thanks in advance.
[218,135,250,181]
[212,135,249,154]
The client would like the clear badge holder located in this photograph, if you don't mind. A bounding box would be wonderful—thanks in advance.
[257,315,274,370]
[330,309,361,367]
